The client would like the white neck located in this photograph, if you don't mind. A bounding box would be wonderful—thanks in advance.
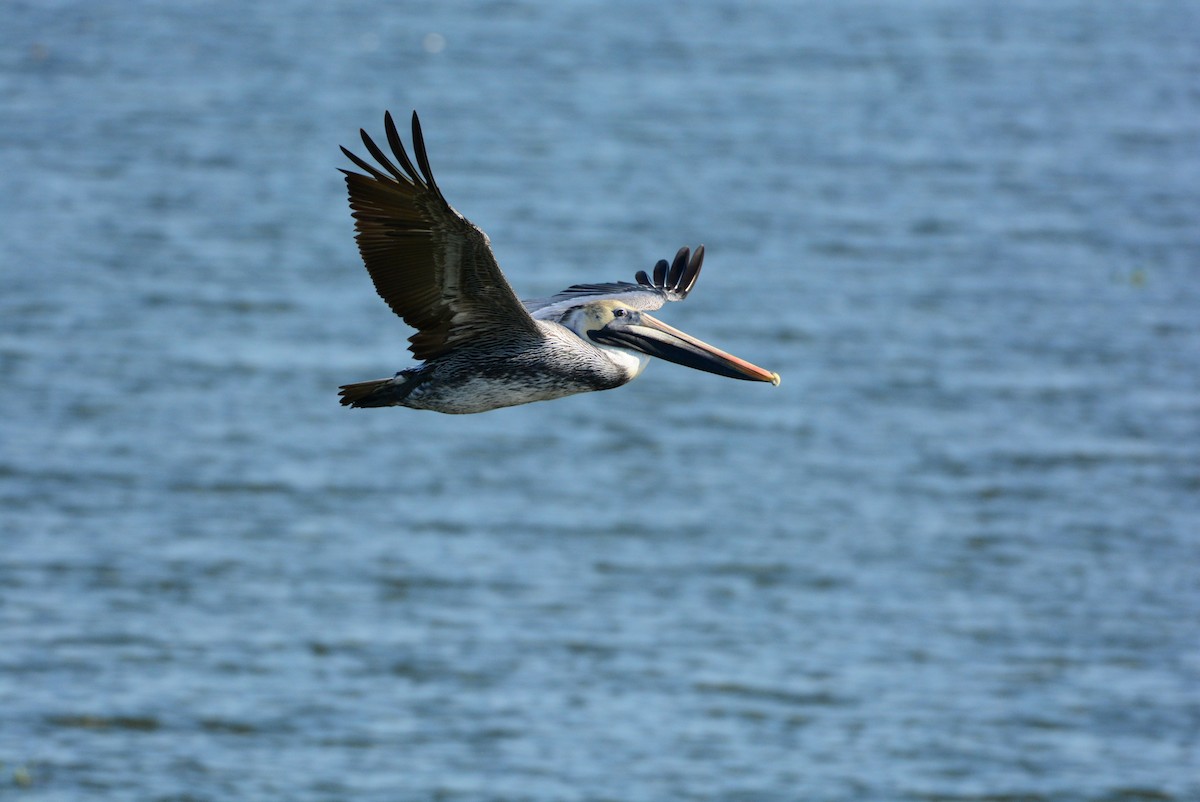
[596,343,651,380]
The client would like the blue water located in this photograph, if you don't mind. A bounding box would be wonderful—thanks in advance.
[2,1,1198,800]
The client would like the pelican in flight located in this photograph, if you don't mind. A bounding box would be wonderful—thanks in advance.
[337,111,780,414]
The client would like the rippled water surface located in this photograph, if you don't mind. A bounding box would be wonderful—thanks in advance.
[3,2,1199,800]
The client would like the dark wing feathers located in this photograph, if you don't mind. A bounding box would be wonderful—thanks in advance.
[341,111,540,360]
[634,245,702,298]
[666,245,693,289]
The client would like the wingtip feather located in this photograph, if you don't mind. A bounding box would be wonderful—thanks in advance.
[681,244,704,296]
[410,111,442,197]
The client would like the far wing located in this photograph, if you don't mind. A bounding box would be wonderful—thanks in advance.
[525,245,705,322]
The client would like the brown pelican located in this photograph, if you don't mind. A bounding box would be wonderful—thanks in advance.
[337,111,780,414]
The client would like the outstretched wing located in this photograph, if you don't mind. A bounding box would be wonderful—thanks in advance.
[524,245,705,322]
[341,111,542,360]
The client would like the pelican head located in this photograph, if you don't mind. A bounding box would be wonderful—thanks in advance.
[567,300,780,385]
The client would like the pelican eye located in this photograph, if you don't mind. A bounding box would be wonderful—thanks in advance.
[612,308,628,318]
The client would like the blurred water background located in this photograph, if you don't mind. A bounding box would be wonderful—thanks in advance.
[2,1,1198,800]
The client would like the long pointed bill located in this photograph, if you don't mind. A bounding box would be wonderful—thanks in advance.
[590,313,781,385]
